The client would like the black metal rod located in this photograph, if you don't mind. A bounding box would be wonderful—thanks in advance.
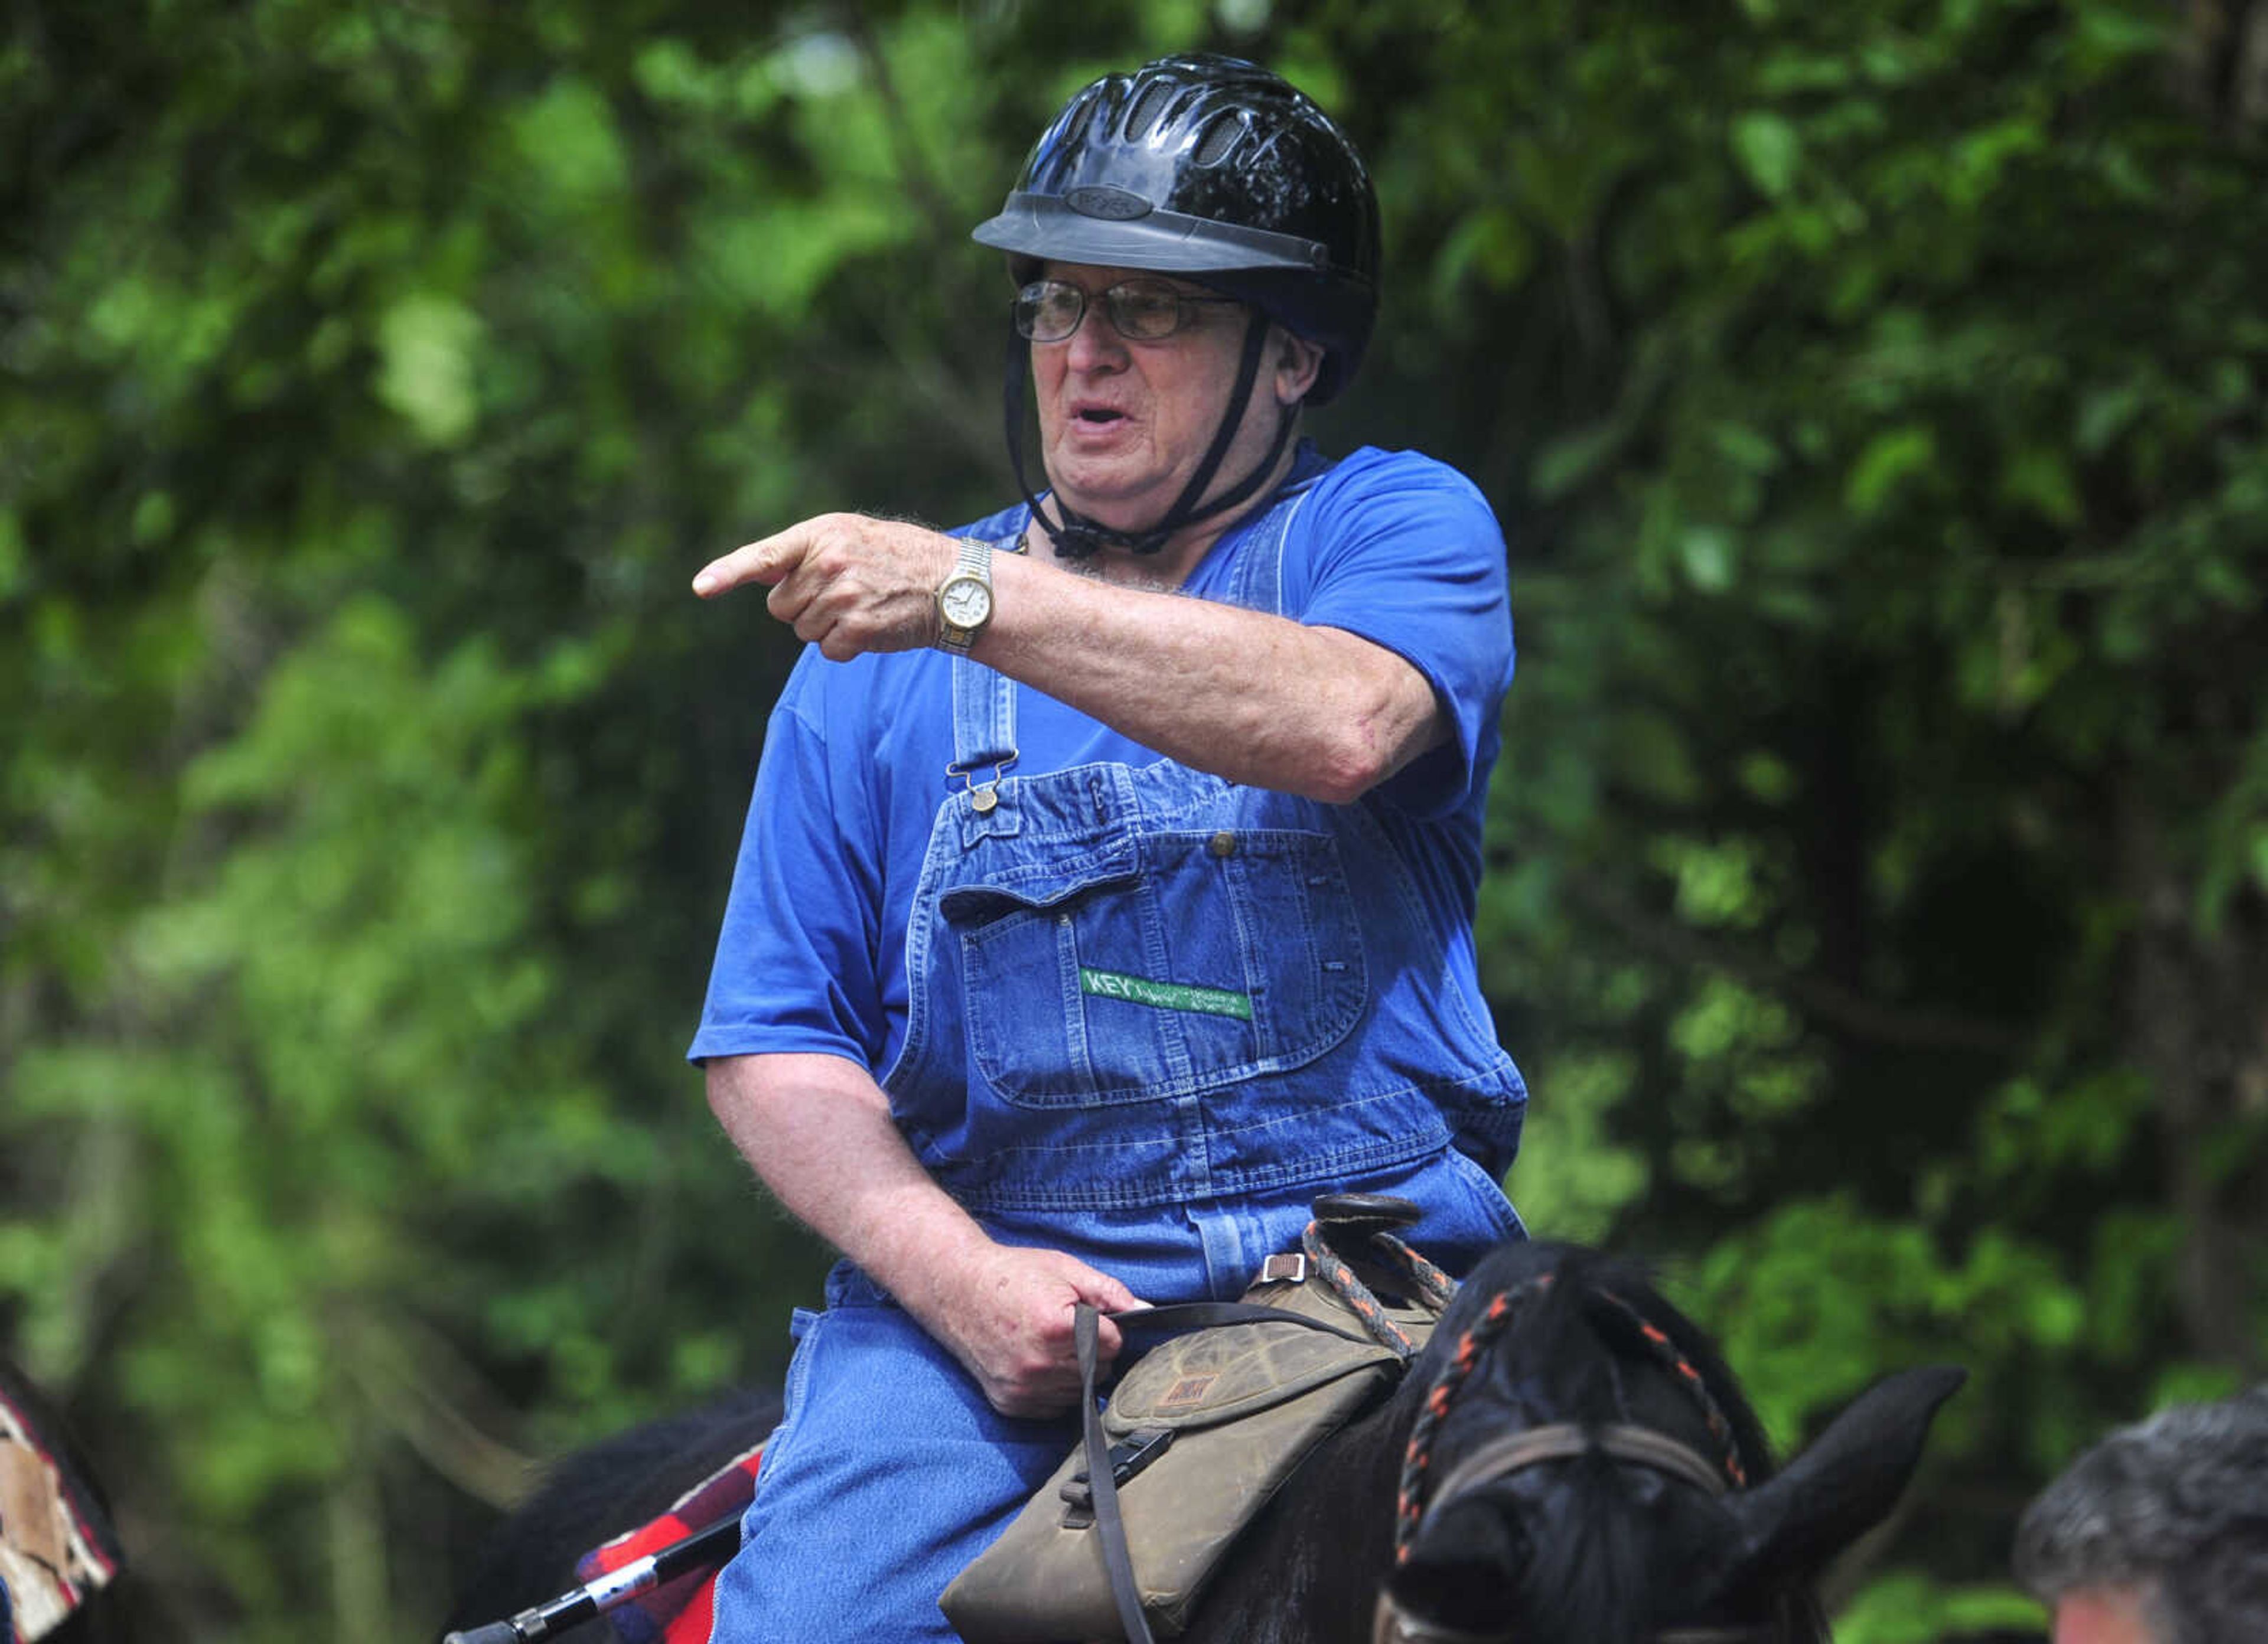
[442,1513,741,1644]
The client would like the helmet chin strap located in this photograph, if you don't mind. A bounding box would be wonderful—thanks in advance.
[1003,310,1301,560]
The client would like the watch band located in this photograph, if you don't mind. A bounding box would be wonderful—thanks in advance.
[936,536,995,653]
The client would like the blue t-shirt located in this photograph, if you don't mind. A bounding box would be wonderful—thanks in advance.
[690,445,1514,1075]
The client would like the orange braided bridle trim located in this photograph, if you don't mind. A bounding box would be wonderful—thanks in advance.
[1392,1276,1752,1565]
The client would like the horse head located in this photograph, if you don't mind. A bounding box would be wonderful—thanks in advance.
[1378,1241,1964,1644]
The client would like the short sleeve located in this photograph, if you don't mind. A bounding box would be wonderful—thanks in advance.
[688,653,888,1068]
[1290,452,1516,819]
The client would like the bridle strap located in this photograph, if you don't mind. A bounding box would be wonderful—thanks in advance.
[1371,1599,1768,1644]
[1420,1421,1731,1534]
[1376,1424,1749,1644]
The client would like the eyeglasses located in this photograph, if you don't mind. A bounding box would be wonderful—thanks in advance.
[1013,278,1245,344]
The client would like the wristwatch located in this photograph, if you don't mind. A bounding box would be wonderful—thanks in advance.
[935,537,995,653]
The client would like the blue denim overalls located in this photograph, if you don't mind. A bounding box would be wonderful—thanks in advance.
[706,478,1527,1644]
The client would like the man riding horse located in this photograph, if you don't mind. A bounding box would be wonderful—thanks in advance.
[687,53,1529,1643]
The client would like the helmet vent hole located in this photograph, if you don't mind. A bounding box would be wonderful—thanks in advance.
[1193,113,1243,167]
[1124,81,1174,142]
[1060,93,1097,152]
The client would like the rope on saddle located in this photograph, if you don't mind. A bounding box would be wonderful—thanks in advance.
[1376,1234,1462,1311]
[1298,1220,1461,1361]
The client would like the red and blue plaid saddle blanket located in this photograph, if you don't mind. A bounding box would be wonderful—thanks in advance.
[573,1443,764,1643]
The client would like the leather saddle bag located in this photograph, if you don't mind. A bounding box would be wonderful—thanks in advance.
[940,1260,1443,1642]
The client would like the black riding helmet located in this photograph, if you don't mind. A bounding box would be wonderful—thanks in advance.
[972,54,1380,557]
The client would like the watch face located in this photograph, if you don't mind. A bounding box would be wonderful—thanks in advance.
[939,575,993,629]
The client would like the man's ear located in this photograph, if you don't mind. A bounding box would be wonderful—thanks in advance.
[1272,328,1325,406]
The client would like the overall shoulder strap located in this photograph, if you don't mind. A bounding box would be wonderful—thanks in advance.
[1220,480,1317,618]
[946,530,1023,826]
[948,653,1017,779]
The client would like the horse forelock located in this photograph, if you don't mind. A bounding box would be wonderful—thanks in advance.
[1465,1447,1646,1644]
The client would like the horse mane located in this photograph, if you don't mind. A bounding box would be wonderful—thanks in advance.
[1392,1241,1827,1644]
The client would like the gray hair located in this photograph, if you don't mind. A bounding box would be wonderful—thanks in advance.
[2013,1387,2268,1644]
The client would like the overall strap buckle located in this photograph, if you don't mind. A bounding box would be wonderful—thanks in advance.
[946,754,1019,814]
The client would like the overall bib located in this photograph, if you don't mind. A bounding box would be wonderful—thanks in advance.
[706,477,1527,1644]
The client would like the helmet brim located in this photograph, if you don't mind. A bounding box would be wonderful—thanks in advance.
[972,192,1330,277]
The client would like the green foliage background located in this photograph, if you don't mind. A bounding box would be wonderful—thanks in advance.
[5,2,2263,1639]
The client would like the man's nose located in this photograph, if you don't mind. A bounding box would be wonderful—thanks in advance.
[1063,304,1130,370]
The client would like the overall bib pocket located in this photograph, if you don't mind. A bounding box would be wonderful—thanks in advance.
[949,828,1368,1108]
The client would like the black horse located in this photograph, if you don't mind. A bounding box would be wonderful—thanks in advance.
[443,1239,1963,1644]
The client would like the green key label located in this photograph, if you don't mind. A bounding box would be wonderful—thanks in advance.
[1079,967,1253,1022]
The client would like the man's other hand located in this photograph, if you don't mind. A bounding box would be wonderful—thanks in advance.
[924,1243,1143,1420]
[693,514,960,661]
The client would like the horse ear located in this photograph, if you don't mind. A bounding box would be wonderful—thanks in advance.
[1712,1365,1966,1588]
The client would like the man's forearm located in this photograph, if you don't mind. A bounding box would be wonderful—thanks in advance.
[703,1051,1143,1415]
[704,1051,991,1325]
[689,512,1452,802]
[977,550,1447,803]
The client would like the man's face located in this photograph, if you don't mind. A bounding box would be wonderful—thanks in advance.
[1030,262,1317,543]
[2051,1586,2158,1644]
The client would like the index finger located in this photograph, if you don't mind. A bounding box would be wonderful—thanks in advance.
[692,522,814,598]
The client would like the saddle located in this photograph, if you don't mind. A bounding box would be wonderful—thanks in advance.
[559,1199,1451,1644]
[941,1199,1455,1643]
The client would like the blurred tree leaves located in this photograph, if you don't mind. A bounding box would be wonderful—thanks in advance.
[1449,0,2268,1626]
[4,0,2265,1638]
